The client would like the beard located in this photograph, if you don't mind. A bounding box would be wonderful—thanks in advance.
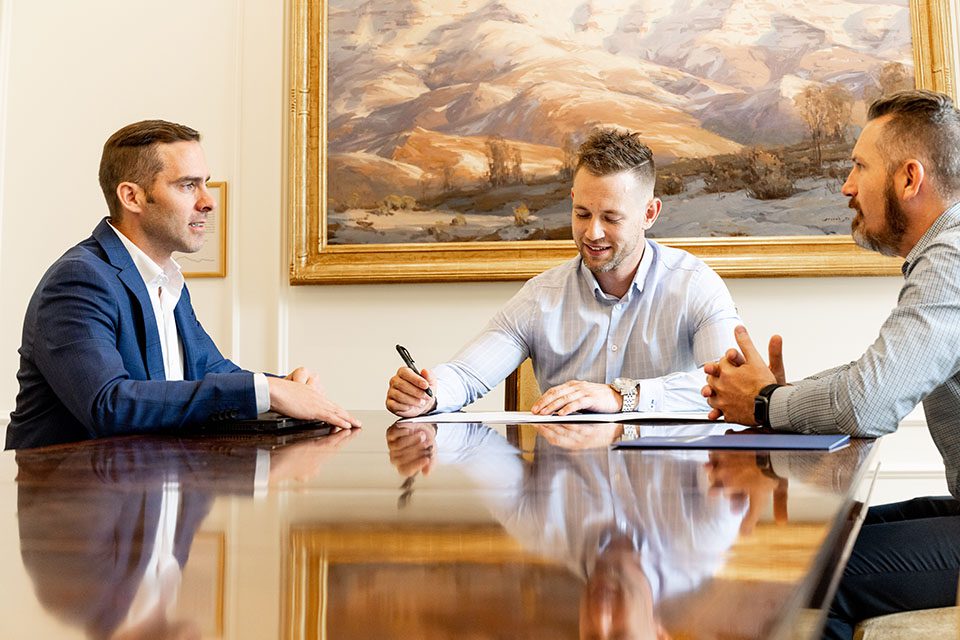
[576,234,641,275]
[850,181,908,257]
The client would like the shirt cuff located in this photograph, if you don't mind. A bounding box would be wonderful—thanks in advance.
[253,373,270,414]
[430,376,460,414]
[769,385,797,430]
[635,378,664,412]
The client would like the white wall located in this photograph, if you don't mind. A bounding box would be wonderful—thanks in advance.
[0,0,241,406]
[0,0,946,495]
[0,0,11,306]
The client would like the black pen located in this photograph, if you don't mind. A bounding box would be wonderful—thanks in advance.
[396,344,433,397]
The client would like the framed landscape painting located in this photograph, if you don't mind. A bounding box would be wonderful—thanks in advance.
[288,0,958,283]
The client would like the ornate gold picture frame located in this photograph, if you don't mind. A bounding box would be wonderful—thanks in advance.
[288,0,958,284]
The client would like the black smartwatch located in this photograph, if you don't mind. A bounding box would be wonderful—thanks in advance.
[753,384,782,428]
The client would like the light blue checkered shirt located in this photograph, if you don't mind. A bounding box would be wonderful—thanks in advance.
[433,240,741,413]
[770,201,960,498]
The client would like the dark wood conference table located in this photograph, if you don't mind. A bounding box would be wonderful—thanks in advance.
[0,411,877,639]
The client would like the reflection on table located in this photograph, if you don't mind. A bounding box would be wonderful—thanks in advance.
[1,412,876,639]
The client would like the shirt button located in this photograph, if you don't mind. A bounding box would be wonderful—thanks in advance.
[611,344,619,352]
[615,303,622,310]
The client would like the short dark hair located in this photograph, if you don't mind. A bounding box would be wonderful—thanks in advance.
[98,120,201,220]
[867,90,960,199]
[575,128,656,187]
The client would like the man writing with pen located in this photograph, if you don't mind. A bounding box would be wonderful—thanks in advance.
[386,128,740,419]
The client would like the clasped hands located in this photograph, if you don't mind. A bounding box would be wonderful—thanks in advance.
[701,325,786,425]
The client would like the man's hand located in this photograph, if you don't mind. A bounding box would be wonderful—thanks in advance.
[284,366,330,389]
[535,423,622,449]
[386,424,437,477]
[385,366,438,417]
[268,368,361,429]
[701,326,781,424]
[768,334,786,384]
[530,380,622,415]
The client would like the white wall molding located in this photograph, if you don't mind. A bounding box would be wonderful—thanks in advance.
[229,0,245,363]
[0,0,14,272]
[276,0,291,376]
[233,0,288,375]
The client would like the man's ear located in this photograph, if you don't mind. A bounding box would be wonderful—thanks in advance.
[116,182,146,215]
[642,197,662,229]
[899,159,926,201]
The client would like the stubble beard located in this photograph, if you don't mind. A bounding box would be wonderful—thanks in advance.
[577,236,638,275]
[143,205,204,257]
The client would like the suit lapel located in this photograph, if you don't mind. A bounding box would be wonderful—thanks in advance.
[92,219,166,380]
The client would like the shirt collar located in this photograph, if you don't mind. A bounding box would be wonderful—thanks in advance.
[902,201,960,276]
[107,221,184,294]
[581,239,654,302]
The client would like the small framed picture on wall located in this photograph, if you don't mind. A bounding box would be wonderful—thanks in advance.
[175,180,227,277]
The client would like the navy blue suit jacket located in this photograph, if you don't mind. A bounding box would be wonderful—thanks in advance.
[6,219,258,449]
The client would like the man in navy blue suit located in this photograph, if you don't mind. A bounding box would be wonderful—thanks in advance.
[6,120,360,449]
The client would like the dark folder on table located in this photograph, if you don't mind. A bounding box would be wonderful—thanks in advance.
[614,433,850,451]
[198,411,332,435]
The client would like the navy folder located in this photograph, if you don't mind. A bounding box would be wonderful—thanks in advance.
[614,433,850,451]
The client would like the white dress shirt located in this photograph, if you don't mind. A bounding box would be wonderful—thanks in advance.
[433,240,740,413]
[108,221,185,380]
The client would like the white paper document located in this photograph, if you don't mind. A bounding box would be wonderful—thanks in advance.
[398,410,712,424]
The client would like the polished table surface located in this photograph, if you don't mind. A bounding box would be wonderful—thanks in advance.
[0,411,877,639]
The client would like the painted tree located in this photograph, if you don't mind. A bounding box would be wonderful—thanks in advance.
[486,135,523,187]
[796,86,829,165]
[510,147,524,184]
[824,84,854,142]
[486,135,510,187]
[560,132,580,180]
[879,62,912,95]
[796,84,853,165]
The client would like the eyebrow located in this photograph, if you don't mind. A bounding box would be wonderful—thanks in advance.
[574,204,624,215]
[175,176,210,184]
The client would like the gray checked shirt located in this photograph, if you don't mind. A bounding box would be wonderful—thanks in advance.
[432,240,741,413]
[770,201,960,498]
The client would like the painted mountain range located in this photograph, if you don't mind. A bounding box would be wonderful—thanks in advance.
[325,0,913,243]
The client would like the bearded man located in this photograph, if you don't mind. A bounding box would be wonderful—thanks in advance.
[702,90,960,639]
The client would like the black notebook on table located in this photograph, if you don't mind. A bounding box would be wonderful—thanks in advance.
[198,411,332,435]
